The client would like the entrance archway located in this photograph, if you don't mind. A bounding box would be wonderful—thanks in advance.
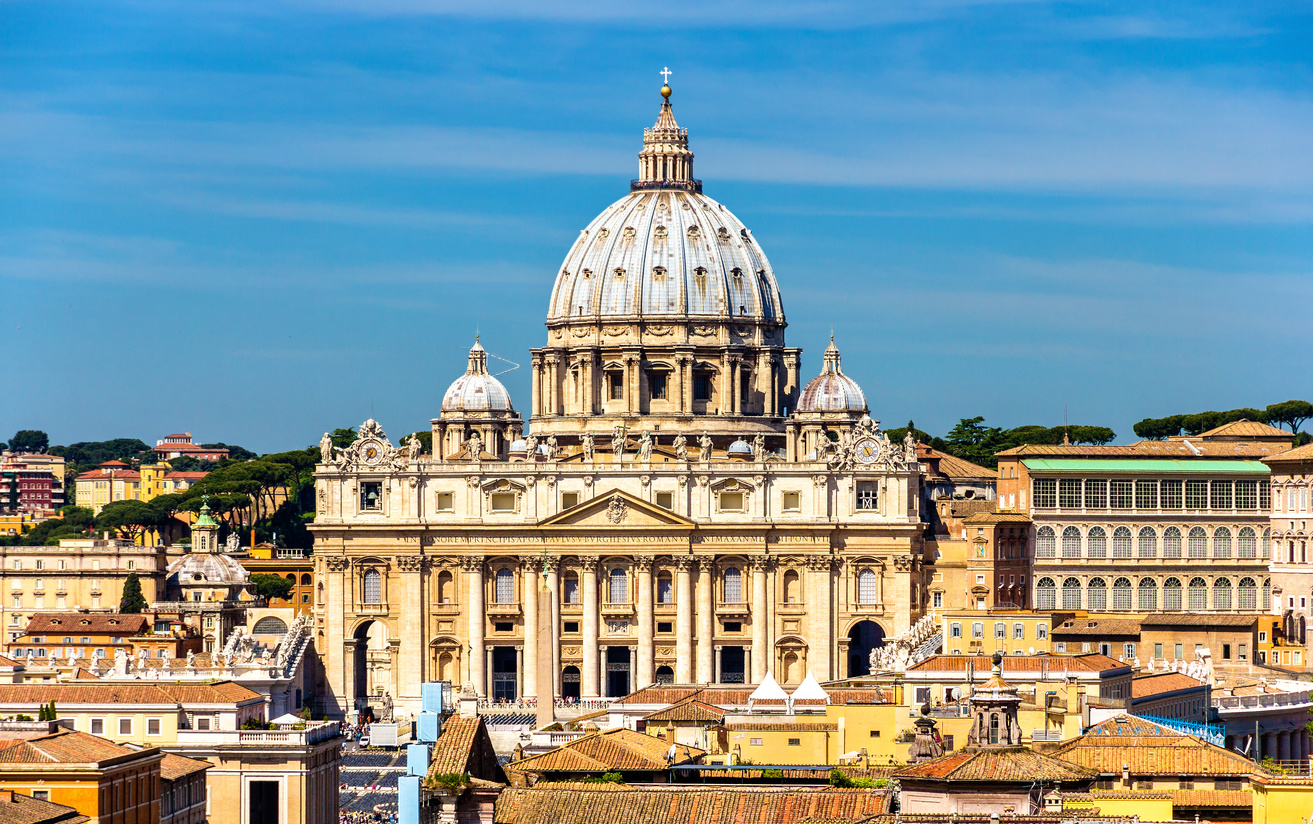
[352,620,388,714]
[491,647,518,701]
[655,665,674,685]
[561,665,581,701]
[847,620,886,677]
[606,647,631,698]
[720,647,746,684]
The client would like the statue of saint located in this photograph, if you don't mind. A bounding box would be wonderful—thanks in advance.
[407,433,423,461]
[752,433,766,461]
[466,432,483,461]
[319,432,334,464]
[698,433,713,463]
[673,434,688,462]
[546,434,558,460]
[611,426,626,461]
[526,435,539,460]
[638,432,653,462]
[582,433,595,462]
[814,430,830,459]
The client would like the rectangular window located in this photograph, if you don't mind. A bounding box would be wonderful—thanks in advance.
[1154,643,1163,659]
[649,373,668,400]
[564,578,579,604]
[1210,480,1233,510]
[718,492,745,512]
[856,483,877,510]
[563,621,579,633]
[932,592,943,609]
[749,738,763,746]
[655,491,674,510]
[781,491,800,512]
[435,492,454,512]
[788,738,801,746]
[489,492,518,513]
[1124,642,1136,659]
[1235,480,1258,510]
[561,492,579,510]
[1109,480,1132,509]
[1222,644,1231,660]
[197,717,211,730]
[1185,480,1208,509]
[360,481,383,511]
[90,718,104,735]
[950,622,962,638]
[1174,643,1183,659]
[1054,642,1067,653]
[657,622,673,633]
[1135,480,1158,510]
[30,791,48,801]
[723,621,742,633]
[994,622,1006,639]
[1033,479,1057,509]
[118,717,133,736]
[1014,623,1024,639]
[609,373,624,400]
[1059,479,1082,509]
[693,374,711,402]
[1259,481,1271,511]
[1160,479,1183,509]
[494,622,513,632]
[972,622,984,639]
[147,718,161,736]
[914,686,931,704]
[1037,625,1048,640]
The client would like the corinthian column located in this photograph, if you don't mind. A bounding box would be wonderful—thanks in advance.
[675,557,694,683]
[635,555,654,689]
[751,556,770,682]
[696,557,715,684]
[545,557,560,697]
[805,555,832,681]
[521,557,539,700]
[462,556,486,696]
[580,556,600,698]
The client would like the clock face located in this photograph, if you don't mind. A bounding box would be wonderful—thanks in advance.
[363,443,382,464]
[855,438,879,464]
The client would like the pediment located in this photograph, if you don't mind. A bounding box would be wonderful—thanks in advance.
[538,488,694,528]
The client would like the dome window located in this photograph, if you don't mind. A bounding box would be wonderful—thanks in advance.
[598,228,610,240]
[614,268,625,280]
[740,229,751,239]
[653,266,666,281]
[582,269,591,279]
[717,227,731,241]
[654,225,668,240]
[731,268,742,280]
[623,227,636,240]
[687,225,700,239]
[694,267,707,287]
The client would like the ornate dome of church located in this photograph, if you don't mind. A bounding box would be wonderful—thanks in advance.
[797,337,867,413]
[546,87,783,324]
[443,339,514,413]
[167,552,251,589]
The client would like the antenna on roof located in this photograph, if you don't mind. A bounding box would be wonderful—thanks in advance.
[1063,404,1070,446]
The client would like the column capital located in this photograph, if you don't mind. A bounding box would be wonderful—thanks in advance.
[460,556,484,573]
[697,556,717,573]
[674,555,697,572]
[750,555,773,572]
[578,555,600,572]
[324,555,351,573]
[397,555,425,573]
[804,555,833,572]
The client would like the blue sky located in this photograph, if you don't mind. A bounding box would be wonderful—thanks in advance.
[3,0,1311,454]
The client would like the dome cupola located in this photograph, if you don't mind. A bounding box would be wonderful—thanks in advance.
[442,338,514,413]
[796,336,867,414]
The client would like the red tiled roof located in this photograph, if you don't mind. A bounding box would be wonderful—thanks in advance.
[0,681,260,706]
[23,613,148,636]
[426,716,505,784]
[1196,420,1292,440]
[1265,442,1313,464]
[0,731,149,766]
[1171,788,1251,808]
[1131,673,1206,699]
[0,790,89,824]
[494,785,889,824]
[997,440,1285,459]
[159,752,211,781]
[507,729,702,776]
[642,699,727,724]
[75,469,140,481]
[162,471,208,480]
[894,749,1095,783]
[907,653,1125,674]
[1052,716,1266,777]
[725,722,838,732]
[612,685,892,708]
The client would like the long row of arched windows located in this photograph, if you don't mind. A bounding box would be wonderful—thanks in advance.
[1036,575,1270,612]
[1036,525,1269,560]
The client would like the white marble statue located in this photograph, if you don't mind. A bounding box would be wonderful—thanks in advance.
[673,434,688,462]
[638,432,653,462]
[466,432,482,461]
[698,433,713,462]
[320,432,334,464]
[407,433,423,461]
[546,434,558,460]
[752,433,766,461]
[582,433,595,462]
[611,427,626,461]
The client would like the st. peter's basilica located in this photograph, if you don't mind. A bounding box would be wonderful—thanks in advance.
[310,82,928,717]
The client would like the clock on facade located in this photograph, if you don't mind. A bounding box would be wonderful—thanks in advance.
[855,438,879,464]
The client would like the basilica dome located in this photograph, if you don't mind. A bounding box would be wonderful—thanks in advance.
[546,90,782,325]
[443,339,514,413]
[797,337,867,414]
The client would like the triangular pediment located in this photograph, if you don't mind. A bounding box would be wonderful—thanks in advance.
[539,488,694,528]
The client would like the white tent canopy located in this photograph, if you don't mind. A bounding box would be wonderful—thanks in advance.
[748,671,789,709]
[790,672,830,704]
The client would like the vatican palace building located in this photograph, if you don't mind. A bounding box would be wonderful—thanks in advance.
[309,83,930,716]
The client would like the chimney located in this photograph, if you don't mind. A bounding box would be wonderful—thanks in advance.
[0,791,11,803]
[665,722,675,744]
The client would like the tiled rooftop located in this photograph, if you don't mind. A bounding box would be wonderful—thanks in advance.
[494,784,889,824]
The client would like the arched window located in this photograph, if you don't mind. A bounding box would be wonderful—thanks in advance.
[1087,527,1107,558]
[1138,527,1157,558]
[563,572,580,604]
[656,572,673,604]
[363,569,382,604]
[1036,527,1056,559]
[857,568,877,604]
[1262,528,1272,559]
[1188,577,1208,611]
[1163,527,1182,558]
[300,574,312,586]
[1188,527,1207,558]
[609,567,628,604]
[252,617,288,635]
[1262,578,1272,611]
[1112,527,1132,558]
[1137,577,1157,611]
[1163,577,1183,610]
[1238,527,1257,559]
[1087,577,1107,611]
[1112,577,1132,610]
[1061,577,1082,610]
[1234,576,1256,610]
[1062,527,1082,558]
[989,713,1000,744]
[783,569,800,604]
[437,570,454,604]
[1213,527,1232,558]
[495,568,514,604]
[723,567,742,603]
[1036,577,1056,610]
[1214,577,1233,610]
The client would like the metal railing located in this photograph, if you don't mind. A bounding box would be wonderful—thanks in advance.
[1214,691,1313,711]
[630,179,702,194]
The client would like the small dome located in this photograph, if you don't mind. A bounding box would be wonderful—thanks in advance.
[167,553,250,589]
[728,440,753,455]
[509,439,527,452]
[797,337,867,414]
[443,339,514,413]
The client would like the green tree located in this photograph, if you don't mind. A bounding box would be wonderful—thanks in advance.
[168,456,215,473]
[9,430,49,453]
[1133,415,1185,440]
[201,442,257,461]
[250,573,295,602]
[97,499,161,543]
[330,428,359,449]
[119,573,147,613]
[1068,425,1116,445]
[1266,400,1313,433]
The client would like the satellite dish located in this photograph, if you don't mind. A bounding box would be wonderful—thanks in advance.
[1028,646,1036,655]
[950,687,962,700]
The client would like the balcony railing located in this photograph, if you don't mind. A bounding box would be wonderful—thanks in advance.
[630,178,703,194]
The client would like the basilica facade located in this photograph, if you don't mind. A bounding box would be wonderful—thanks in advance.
[310,83,929,718]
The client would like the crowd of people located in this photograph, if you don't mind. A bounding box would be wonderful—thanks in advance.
[339,719,372,745]
[339,811,397,824]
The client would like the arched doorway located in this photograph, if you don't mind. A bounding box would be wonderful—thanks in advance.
[606,647,631,698]
[655,665,674,685]
[561,665,581,701]
[847,620,886,677]
[352,620,388,713]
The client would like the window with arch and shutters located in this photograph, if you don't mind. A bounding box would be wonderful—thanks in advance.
[1138,527,1157,558]
[1238,578,1257,610]
[1113,527,1133,558]
[1062,527,1082,559]
[362,569,382,604]
[1214,527,1232,558]
[1188,578,1208,611]
[1214,578,1233,610]
[1062,578,1081,610]
[1188,528,1208,558]
[1262,578,1272,611]
[723,567,743,604]
[1036,578,1056,610]
[1087,578,1107,611]
[1238,527,1257,559]
[1163,527,1182,558]
[495,568,514,604]
[1262,528,1272,559]
[1112,578,1132,610]
[609,567,628,604]
[1138,578,1157,611]
[1163,577,1183,610]
[857,568,877,604]
[1036,527,1056,559]
[1087,527,1107,558]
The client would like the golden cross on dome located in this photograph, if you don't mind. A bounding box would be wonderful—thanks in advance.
[660,67,672,85]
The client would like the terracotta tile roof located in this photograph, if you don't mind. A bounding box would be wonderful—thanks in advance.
[162,471,209,480]
[686,766,894,781]
[1052,618,1142,637]
[0,731,147,766]
[0,791,90,824]
[0,681,259,707]
[907,653,1125,675]
[1196,420,1292,440]
[1171,788,1251,808]
[1265,442,1313,463]
[893,749,1096,783]
[642,699,727,724]
[1131,672,1206,699]
[997,440,1285,459]
[863,817,1135,824]
[159,752,211,781]
[23,613,148,636]
[75,469,140,481]
[613,685,891,708]
[926,449,998,481]
[494,785,889,824]
[1138,613,1257,628]
[725,722,838,732]
[960,511,1033,525]
[1052,716,1265,777]
[508,729,703,776]
[426,715,505,784]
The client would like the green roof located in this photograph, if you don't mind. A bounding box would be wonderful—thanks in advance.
[1022,458,1269,475]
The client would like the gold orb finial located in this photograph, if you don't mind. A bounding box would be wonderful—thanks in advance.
[661,83,672,99]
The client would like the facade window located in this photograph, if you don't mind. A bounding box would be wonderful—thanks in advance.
[1059,479,1082,509]
[1087,577,1107,611]
[147,718,161,736]
[1013,623,1025,639]
[360,481,383,511]
[783,569,800,604]
[1163,527,1182,558]
[1084,479,1107,509]
[718,492,745,512]
[608,567,628,604]
[1185,480,1208,510]
[1210,480,1233,510]
[1036,527,1056,559]
[118,717,132,736]
[1037,624,1048,640]
[1214,577,1232,610]
[781,491,800,512]
[495,568,514,604]
[362,569,382,604]
[1123,643,1137,659]
[950,622,962,638]
[856,568,877,604]
[932,591,943,609]
[1112,578,1132,610]
[656,573,673,604]
[1238,527,1257,559]
[1137,578,1157,611]
[1135,480,1158,510]
[1087,526,1107,558]
[649,372,668,400]
[1036,578,1056,610]
[1161,480,1183,509]
[1260,481,1271,511]
[1188,577,1207,611]
[994,622,1006,639]
[435,492,454,512]
[1262,578,1271,611]
[1187,527,1207,558]
[1061,527,1082,558]
[1112,527,1132,558]
[856,483,877,510]
[1163,577,1183,610]
[1109,480,1132,509]
[1214,527,1232,558]
[655,491,674,510]
[489,492,518,513]
[1138,527,1157,558]
[90,718,104,735]
[1062,578,1081,610]
[723,567,743,603]
[1236,480,1258,510]
[972,622,984,638]
[1033,479,1057,509]
[1262,528,1271,559]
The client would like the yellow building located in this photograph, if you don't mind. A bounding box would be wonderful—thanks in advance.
[74,462,207,516]
[939,610,1052,656]
[1252,775,1313,824]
